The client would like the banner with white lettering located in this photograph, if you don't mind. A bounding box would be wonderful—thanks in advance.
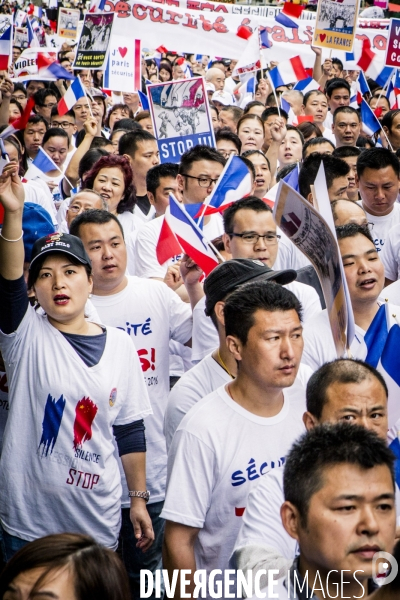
[12,47,57,80]
[148,77,215,163]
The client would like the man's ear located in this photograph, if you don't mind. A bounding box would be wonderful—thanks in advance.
[123,153,133,167]
[303,411,319,431]
[222,232,231,254]
[214,300,225,328]
[226,334,243,362]
[177,173,185,192]
[147,191,156,207]
[280,501,302,542]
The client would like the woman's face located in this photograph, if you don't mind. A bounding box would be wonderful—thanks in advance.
[33,254,92,328]
[278,130,303,166]
[147,62,157,76]
[238,119,264,152]
[159,68,171,82]
[111,130,127,154]
[93,166,126,213]
[4,566,76,600]
[8,103,21,122]
[109,108,130,131]
[139,117,154,134]
[210,109,220,131]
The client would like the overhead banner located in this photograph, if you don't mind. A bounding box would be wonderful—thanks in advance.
[313,0,360,51]
[103,37,142,92]
[74,13,114,70]
[111,0,388,62]
[58,8,80,39]
[148,77,215,163]
[273,182,348,358]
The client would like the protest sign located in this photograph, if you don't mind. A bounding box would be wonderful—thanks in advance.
[12,47,58,81]
[74,13,114,70]
[45,34,63,51]
[385,19,400,67]
[313,0,360,51]
[148,77,215,163]
[58,8,80,39]
[273,181,348,358]
[14,27,29,50]
[103,37,142,92]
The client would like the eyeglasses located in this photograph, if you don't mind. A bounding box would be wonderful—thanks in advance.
[52,121,74,129]
[43,102,57,109]
[218,150,238,159]
[13,95,26,102]
[228,232,281,244]
[181,173,220,188]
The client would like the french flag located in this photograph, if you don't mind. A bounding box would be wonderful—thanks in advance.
[24,147,61,180]
[138,90,149,111]
[269,56,308,88]
[26,17,40,47]
[0,18,12,70]
[387,80,399,110]
[275,2,304,29]
[259,28,272,49]
[360,99,381,137]
[356,71,370,105]
[37,52,76,81]
[293,77,320,94]
[89,0,106,12]
[194,156,253,218]
[0,96,35,139]
[280,96,297,125]
[33,6,43,19]
[394,69,400,93]
[157,195,219,275]
[58,78,86,116]
[282,164,299,192]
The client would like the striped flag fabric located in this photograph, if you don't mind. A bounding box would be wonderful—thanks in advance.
[37,52,76,81]
[360,99,382,137]
[293,77,320,94]
[24,147,61,181]
[0,17,12,70]
[138,90,149,111]
[58,78,86,115]
[269,56,308,88]
[259,28,272,49]
[0,96,35,139]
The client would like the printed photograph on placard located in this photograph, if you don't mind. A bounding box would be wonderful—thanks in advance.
[58,8,80,40]
[313,0,359,51]
[74,13,114,70]
[148,77,216,163]
[14,26,29,50]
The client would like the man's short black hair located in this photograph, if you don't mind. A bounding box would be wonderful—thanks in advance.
[224,280,302,345]
[299,154,350,199]
[90,137,113,150]
[306,359,388,419]
[146,163,179,197]
[12,82,27,97]
[333,106,361,124]
[69,209,124,239]
[50,106,75,120]
[33,88,59,107]
[241,149,271,172]
[302,136,335,159]
[277,164,297,182]
[261,106,288,122]
[382,109,400,133]
[243,100,265,114]
[25,114,49,129]
[113,118,143,133]
[42,127,69,146]
[335,222,374,245]
[223,196,272,233]
[284,422,395,527]
[178,145,226,175]
[332,146,361,159]
[356,147,400,178]
[219,105,243,124]
[331,198,366,223]
[332,57,343,71]
[118,129,156,158]
[215,127,242,154]
[326,78,351,98]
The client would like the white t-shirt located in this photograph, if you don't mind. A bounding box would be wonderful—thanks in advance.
[118,210,143,237]
[0,367,8,451]
[23,180,58,226]
[380,280,400,305]
[133,203,156,224]
[274,232,311,271]
[358,202,400,253]
[161,382,307,584]
[191,281,322,363]
[91,276,192,505]
[134,213,223,279]
[321,127,336,146]
[0,305,152,547]
[381,223,400,281]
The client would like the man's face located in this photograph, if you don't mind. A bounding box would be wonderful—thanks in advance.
[341,155,359,199]
[357,166,400,216]
[210,69,225,91]
[51,115,77,138]
[36,94,58,123]
[331,62,343,78]
[43,135,69,169]
[79,70,92,88]
[178,159,224,205]
[384,113,400,150]
[369,97,389,121]
[60,59,73,74]
[303,93,328,125]
[339,233,384,308]
[128,140,160,184]
[12,46,21,64]
[294,463,395,580]
[173,65,185,80]
[66,192,104,230]
[320,379,388,439]
[328,87,350,112]
[230,308,303,389]
[216,139,238,160]
[78,220,127,293]
[149,176,180,216]
[26,81,45,98]
[219,110,237,133]
[328,175,349,202]
[247,153,272,196]
[304,142,333,158]
[12,90,27,110]
[73,99,90,128]
[333,200,368,227]
[332,112,361,147]
[223,209,279,267]
[23,122,47,158]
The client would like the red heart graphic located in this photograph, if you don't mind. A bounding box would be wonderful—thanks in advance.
[320,34,326,42]
[118,47,128,58]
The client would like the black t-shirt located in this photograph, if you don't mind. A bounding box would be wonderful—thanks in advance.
[135,194,152,217]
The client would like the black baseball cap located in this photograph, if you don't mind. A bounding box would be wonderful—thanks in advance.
[204,258,297,316]
[29,232,91,270]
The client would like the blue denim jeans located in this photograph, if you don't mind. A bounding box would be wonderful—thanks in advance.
[118,501,165,600]
[0,525,29,563]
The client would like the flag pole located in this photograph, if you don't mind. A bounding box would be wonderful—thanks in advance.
[197,154,233,228]
[267,70,281,117]
[375,69,394,106]
[379,126,394,152]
